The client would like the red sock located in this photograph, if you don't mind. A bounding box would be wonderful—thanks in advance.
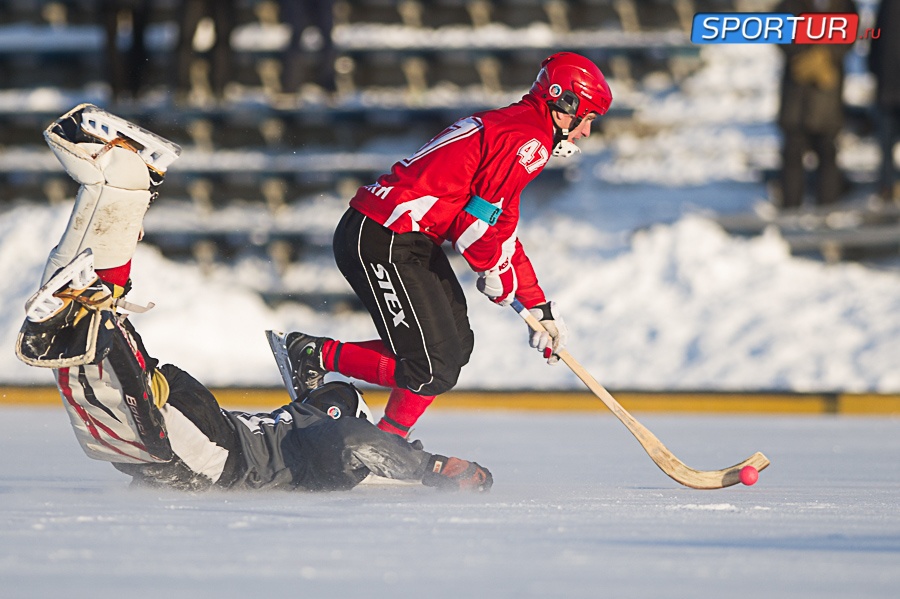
[377,388,435,437]
[95,260,131,288]
[326,339,397,387]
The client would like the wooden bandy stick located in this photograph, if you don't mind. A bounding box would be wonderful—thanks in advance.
[512,300,770,489]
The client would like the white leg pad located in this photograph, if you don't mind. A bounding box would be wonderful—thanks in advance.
[42,182,151,284]
[46,141,151,190]
[41,143,153,284]
[41,103,180,284]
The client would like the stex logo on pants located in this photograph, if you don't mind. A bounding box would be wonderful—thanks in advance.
[370,263,410,328]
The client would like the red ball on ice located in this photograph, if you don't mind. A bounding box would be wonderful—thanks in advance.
[739,465,759,486]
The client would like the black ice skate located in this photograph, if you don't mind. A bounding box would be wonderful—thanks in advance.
[265,330,329,401]
[422,455,493,492]
[286,332,329,396]
[16,249,115,368]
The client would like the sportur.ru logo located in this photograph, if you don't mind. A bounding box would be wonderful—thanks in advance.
[691,12,878,44]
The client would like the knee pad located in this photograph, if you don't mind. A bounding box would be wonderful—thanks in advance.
[41,104,180,284]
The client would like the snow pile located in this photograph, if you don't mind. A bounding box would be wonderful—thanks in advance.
[3,201,900,392]
[514,215,900,392]
[596,44,783,186]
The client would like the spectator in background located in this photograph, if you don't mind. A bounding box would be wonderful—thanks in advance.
[775,0,858,210]
[868,0,900,203]
[100,0,151,104]
[174,0,237,102]
[279,0,337,95]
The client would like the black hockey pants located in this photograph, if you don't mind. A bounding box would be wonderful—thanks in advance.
[57,315,434,491]
[333,207,474,396]
[111,361,245,491]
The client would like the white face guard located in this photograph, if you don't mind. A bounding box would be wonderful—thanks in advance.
[552,139,581,158]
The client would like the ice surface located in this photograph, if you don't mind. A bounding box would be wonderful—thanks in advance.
[1,407,898,598]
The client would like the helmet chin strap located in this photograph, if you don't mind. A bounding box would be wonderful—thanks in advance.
[551,120,582,158]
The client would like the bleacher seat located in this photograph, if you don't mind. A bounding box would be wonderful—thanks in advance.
[0,0,757,308]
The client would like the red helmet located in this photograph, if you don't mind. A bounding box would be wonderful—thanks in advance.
[529,52,612,118]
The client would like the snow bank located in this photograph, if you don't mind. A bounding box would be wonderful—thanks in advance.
[3,202,899,392]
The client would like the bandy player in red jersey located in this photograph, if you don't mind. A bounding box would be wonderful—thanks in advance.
[274,52,613,438]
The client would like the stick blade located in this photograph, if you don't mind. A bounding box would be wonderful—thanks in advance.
[664,451,771,490]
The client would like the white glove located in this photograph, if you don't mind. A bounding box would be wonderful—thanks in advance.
[528,301,568,364]
[477,262,517,307]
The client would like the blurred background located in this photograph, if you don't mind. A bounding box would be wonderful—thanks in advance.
[1,0,898,394]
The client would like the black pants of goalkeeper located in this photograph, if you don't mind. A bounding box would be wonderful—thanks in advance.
[115,365,432,492]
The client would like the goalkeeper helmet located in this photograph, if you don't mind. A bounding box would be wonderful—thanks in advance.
[303,382,373,422]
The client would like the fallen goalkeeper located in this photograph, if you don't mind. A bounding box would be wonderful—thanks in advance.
[14,104,492,493]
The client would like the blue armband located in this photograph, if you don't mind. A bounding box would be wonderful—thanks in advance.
[464,195,502,226]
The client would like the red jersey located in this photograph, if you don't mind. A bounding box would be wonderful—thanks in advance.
[349,94,554,308]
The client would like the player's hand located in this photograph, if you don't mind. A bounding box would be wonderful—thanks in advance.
[528,301,567,364]
[477,262,517,306]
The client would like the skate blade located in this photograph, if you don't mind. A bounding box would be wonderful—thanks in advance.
[265,329,299,403]
[24,249,97,322]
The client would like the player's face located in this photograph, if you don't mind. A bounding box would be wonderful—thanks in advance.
[567,114,596,141]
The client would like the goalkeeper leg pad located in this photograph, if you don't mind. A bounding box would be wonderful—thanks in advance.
[40,104,180,284]
[16,249,114,368]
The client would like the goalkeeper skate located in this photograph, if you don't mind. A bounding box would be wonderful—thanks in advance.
[48,103,181,182]
[25,248,101,323]
[16,249,114,368]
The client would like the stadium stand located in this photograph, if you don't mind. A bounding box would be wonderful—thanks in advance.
[9,1,889,303]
